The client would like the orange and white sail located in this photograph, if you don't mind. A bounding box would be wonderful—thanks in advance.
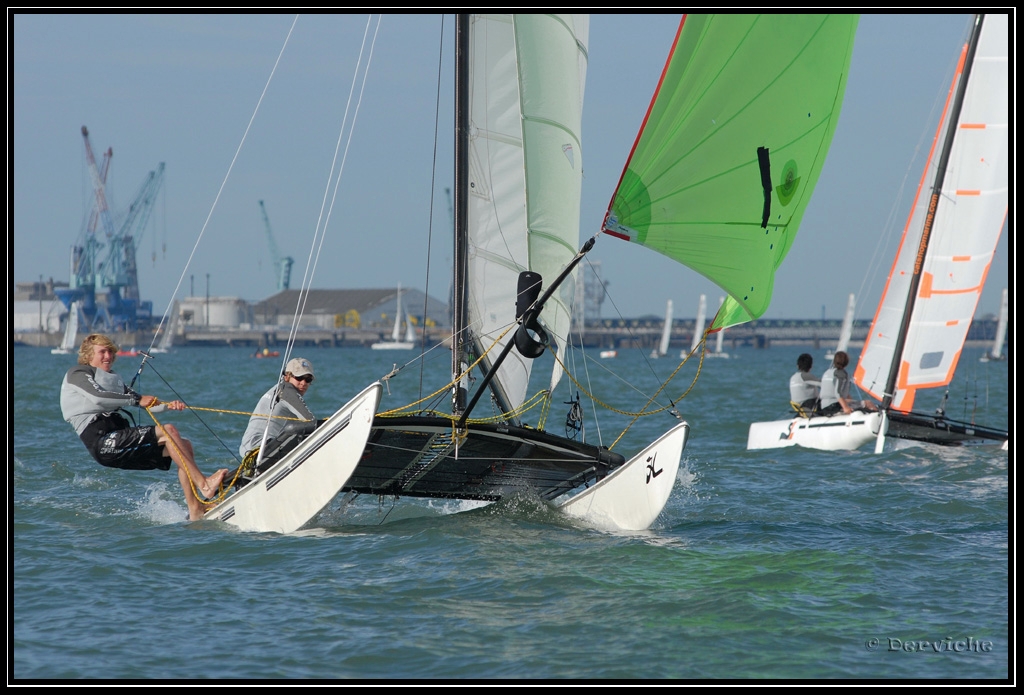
[855,14,1007,412]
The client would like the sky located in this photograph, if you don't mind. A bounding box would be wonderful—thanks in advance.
[11,13,1010,325]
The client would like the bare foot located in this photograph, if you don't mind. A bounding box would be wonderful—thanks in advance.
[186,498,207,521]
[200,468,229,498]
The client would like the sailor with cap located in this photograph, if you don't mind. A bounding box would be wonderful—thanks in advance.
[239,357,317,458]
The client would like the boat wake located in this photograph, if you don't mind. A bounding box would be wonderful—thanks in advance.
[135,482,189,525]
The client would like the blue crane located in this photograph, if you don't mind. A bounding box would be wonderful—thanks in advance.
[57,126,163,331]
[259,200,293,292]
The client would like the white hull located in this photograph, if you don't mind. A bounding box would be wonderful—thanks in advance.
[370,341,415,350]
[204,382,382,533]
[558,422,689,531]
[747,411,882,451]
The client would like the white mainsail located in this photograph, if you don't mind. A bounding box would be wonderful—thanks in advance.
[854,14,1008,412]
[404,313,416,344]
[51,301,80,355]
[982,287,1008,361]
[465,14,588,412]
[372,283,415,350]
[826,293,855,360]
[152,301,179,353]
[653,299,673,358]
[682,294,706,358]
[391,284,404,342]
[708,296,730,358]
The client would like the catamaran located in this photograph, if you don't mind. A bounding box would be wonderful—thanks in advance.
[197,13,857,533]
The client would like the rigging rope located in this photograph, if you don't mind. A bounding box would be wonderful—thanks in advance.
[147,15,301,356]
[549,334,705,450]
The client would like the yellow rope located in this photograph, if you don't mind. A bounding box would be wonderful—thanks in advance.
[186,405,309,422]
[549,333,707,450]
[790,401,813,418]
[377,323,517,418]
[141,403,300,507]
[144,320,706,505]
[142,405,225,506]
[138,325,521,507]
[378,322,707,451]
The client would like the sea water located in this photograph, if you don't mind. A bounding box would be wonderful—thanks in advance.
[13,343,1009,680]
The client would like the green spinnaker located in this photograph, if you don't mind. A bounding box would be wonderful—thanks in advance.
[603,14,859,330]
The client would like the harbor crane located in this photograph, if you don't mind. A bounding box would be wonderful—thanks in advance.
[259,200,293,292]
[57,126,163,331]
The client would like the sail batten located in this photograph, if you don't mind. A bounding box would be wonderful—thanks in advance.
[602,14,858,331]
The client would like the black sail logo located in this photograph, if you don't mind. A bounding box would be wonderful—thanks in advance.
[645,453,663,484]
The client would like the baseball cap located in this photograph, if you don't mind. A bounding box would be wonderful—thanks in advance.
[285,357,314,378]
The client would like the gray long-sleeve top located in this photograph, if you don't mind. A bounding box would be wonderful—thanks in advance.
[60,364,141,435]
[239,381,315,457]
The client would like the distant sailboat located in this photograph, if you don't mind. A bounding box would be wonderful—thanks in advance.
[979,287,1007,362]
[706,296,731,359]
[151,301,180,354]
[371,284,416,350]
[650,299,673,358]
[825,293,855,361]
[51,301,79,355]
[681,294,706,359]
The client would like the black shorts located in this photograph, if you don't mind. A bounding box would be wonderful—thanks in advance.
[80,415,172,471]
[819,403,843,417]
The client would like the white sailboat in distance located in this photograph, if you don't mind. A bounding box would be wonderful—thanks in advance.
[706,296,731,359]
[680,294,706,359]
[151,301,180,354]
[51,301,80,355]
[650,299,673,358]
[371,284,416,350]
[979,287,1007,362]
[825,293,855,361]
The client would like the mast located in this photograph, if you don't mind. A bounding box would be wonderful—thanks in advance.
[879,14,984,412]
[451,14,471,416]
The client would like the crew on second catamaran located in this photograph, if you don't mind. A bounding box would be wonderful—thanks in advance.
[789,353,821,413]
[819,351,877,416]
